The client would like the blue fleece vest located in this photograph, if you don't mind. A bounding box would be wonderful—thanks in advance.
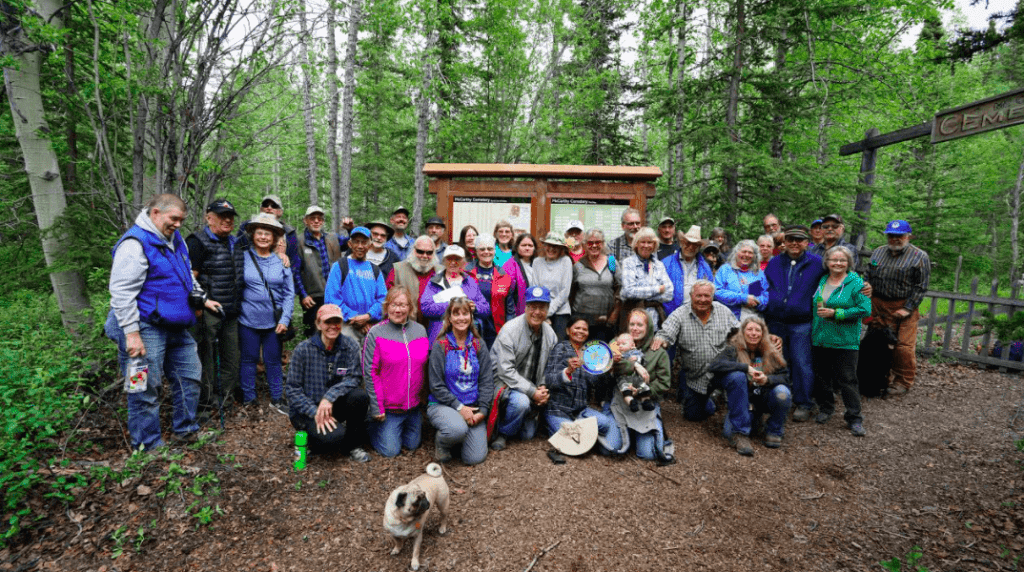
[113,225,196,328]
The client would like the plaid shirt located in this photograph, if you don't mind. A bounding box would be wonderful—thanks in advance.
[286,333,363,419]
[656,301,738,394]
[609,235,634,265]
[864,243,931,311]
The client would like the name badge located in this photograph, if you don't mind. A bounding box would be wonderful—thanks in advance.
[336,367,348,376]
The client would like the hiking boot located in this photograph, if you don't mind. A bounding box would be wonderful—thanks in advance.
[170,431,199,445]
[849,422,867,437]
[434,434,452,464]
[764,434,783,449]
[792,407,813,422]
[547,449,566,464]
[886,385,909,398]
[641,399,656,411]
[815,412,832,424]
[490,436,507,451]
[349,447,371,463]
[733,434,754,457]
[270,398,288,416]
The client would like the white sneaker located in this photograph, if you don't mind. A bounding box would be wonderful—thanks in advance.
[349,447,370,463]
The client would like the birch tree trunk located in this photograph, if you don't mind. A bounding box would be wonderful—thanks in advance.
[1011,145,1024,284]
[326,0,341,215]
[337,0,360,224]
[722,0,745,226]
[298,0,318,206]
[413,27,436,235]
[673,2,688,211]
[1,0,91,331]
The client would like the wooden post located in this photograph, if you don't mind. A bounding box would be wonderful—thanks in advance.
[960,278,979,355]
[852,127,879,255]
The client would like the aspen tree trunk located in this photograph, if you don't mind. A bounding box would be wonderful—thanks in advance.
[2,0,91,331]
[298,0,318,207]
[326,0,341,218]
[722,0,744,226]
[337,0,360,223]
[673,2,688,211]
[1011,145,1024,284]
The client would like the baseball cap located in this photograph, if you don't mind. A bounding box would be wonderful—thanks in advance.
[261,194,283,209]
[206,198,237,216]
[783,225,810,240]
[442,244,466,259]
[565,220,584,233]
[304,205,325,217]
[425,216,446,228]
[349,226,371,239]
[884,220,912,235]
[392,206,410,217]
[822,214,843,225]
[317,304,343,322]
[525,286,551,304]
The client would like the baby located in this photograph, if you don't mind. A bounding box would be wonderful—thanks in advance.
[613,333,655,412]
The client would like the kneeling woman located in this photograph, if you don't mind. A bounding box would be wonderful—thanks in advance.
[708,317,792,456]
[543,316,623,461]
[427,298,495,465]
[363,286,430,457]
[285,304,371,463]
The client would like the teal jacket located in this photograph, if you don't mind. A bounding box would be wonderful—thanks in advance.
[811,271,871,350]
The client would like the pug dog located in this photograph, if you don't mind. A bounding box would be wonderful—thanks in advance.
[383,463,450,571]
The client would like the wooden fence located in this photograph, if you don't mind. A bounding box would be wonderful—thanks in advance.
[916,271,1024,372]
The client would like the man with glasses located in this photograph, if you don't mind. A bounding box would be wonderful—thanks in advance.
[325,226,386,345]
[608,207,643,263]
[489,286,557,452]
[810,214,859,267]
[297,206,343,338]
[763,214,783,256]
[763,225,825,422]
[365,220,398,277]
[386,235,440,326]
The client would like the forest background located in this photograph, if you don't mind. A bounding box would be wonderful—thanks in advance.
[0,0,1022,547]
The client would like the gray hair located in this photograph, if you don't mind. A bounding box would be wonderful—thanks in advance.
[727,239,760,273]
[474,233,496,249]
[691,279,715,296]
[583,228,610,255]
[147,193,185,213]
[822,245,855,270]
[630,226,658,250]
[621,207,641,224]
[414,235,435,250]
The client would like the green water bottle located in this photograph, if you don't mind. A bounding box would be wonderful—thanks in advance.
[293,431,308,471]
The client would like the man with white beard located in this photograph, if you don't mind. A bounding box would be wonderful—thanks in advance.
[365,221,399,278]
[386,235,441,327]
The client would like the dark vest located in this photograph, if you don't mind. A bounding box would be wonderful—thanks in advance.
[298,231,342,299]
[191,229,246,316]
[113,225,196,328]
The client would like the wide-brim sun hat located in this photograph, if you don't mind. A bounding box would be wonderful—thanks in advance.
[248,212,284,236]
[548,417,598,456]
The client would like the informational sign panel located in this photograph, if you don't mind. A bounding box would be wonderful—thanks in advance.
[549,198,631,242]
[452,197,532,239]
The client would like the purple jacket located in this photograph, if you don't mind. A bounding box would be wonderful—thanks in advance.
[420,271,491,341]
[501,256,531,316]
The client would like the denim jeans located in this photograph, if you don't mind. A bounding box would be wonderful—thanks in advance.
[368,409,423,457]
[767,320,814,410]
[812,346,862,424]
[497,390,538,440]
[544,407,623,455]
[634,427,666,460]
[722,381,793,438]
[427,404,488,465]
[239,323,283,402]
[681,384,717,422]
[108,317,202,451]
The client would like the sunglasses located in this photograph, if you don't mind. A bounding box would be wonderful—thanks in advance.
[821,224,839,230]
[415,248,433,255]
[261,201,280,209]
[586,240,603,246]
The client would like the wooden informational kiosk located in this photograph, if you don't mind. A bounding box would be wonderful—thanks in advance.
[425,163,662,242]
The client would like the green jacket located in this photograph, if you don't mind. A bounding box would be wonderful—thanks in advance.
[811,271,871,350]
[612,321,671,399]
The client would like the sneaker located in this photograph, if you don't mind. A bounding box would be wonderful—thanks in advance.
[792,407,813,422]
[815,412,831,424]
[170,431,199,445]
[764,434,783,449]
[628,399,640,413]
[349,447,370,463]
[490,435,507,451]
[270,398,288,416]
[733,434,754,457]
[641,399,656,412]
[849,422,867,437]
[434,434,452,464]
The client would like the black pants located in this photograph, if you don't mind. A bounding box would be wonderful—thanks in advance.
[301,296,325,339]
[290,388,369,454]
[812,347,862,424]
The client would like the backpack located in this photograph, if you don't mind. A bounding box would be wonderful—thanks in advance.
[335,256,382,286]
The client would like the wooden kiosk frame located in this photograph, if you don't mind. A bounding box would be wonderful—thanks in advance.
[425,163,663,241]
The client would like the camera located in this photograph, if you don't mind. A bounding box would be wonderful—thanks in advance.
[188,288,208,310]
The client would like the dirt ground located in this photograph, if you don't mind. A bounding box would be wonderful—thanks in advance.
[3,360,1024,572]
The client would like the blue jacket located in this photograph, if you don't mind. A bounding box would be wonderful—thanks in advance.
[113,225,196,328]
[713,265,768,319]
[240,249,294,329]
[764,251,825,324]
[324,257,387,321]
[662,253,714,316]
[385,235,415,262]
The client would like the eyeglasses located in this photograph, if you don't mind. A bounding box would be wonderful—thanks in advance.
[821,224,839,230]
[415,248,433,255]
[623,221,641,228]
[586,241,603,246]
[827,258,847,263]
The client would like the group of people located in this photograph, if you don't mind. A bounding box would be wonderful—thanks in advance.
[106,195,930,462]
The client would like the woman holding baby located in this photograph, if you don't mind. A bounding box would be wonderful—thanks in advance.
[606,309,674,464]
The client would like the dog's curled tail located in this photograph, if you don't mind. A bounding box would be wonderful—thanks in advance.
[425,463,443,478]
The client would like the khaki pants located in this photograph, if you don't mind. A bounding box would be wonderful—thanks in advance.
[869,298,920,389]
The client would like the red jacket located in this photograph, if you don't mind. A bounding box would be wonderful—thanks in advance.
[469,265,514,333]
